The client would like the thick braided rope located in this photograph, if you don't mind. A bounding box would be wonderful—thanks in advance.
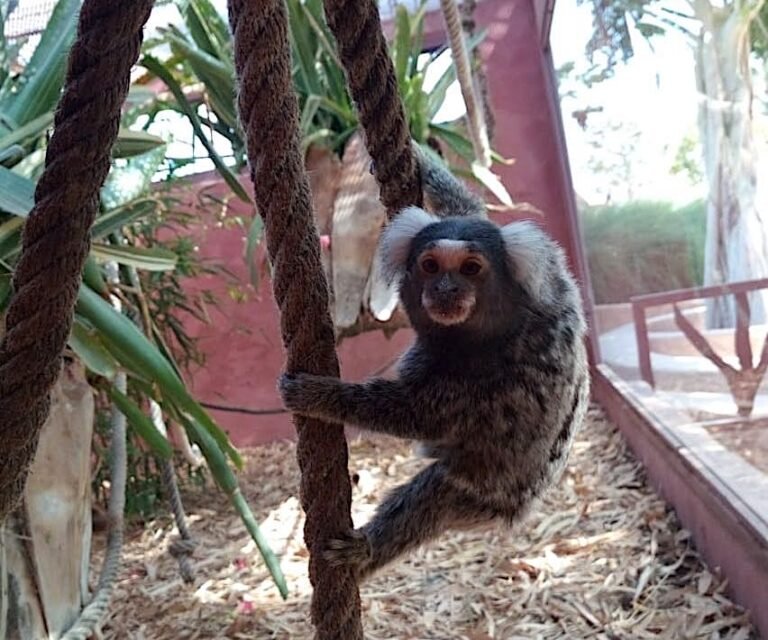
[322,0,423,219]
[227,1,363,638]
[0,0,155,521]
[440,0,491,167]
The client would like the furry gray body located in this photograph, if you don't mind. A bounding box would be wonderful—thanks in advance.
[279,150,589,579]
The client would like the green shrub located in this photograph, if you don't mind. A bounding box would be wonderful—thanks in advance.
[581,200,706,304]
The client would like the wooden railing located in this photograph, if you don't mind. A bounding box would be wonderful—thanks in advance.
[630,278,768,402]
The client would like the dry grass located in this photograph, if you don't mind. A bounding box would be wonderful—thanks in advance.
[98,407,758,639]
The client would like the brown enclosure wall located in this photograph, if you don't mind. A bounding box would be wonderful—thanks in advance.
[177,0,591,447]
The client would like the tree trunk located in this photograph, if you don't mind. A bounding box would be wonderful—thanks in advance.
[695,0,768,329]
[1,359,95,639]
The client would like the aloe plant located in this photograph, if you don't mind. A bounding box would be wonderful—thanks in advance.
[139,0,512,202]
[0,0,287,597]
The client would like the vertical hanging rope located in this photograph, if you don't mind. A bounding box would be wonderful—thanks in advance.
[63,371,127,640]
[321,0,423,219]
[227,1,363,638]
[162,458,198,584]
[459,0,496,144]
[440,0,492,167]
[0,0,155,521]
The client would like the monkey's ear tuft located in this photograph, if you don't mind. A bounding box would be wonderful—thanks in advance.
[500,220,555,301]
[378,206,440,282]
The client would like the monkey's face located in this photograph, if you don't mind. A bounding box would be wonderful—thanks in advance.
[379,208,558,337]
[413,240,485,326]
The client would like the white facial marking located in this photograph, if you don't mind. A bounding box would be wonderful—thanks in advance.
[421,290,476,326]
[500,220,548,299]
[432,239,469,255]
[378,206,440,282]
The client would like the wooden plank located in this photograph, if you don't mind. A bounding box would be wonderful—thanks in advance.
[734,291,753,370]
[632,300,654,387]
[630,277,768,307]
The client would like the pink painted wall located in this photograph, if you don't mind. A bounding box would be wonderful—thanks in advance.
[174,174,414,447]
[174,0,590,447]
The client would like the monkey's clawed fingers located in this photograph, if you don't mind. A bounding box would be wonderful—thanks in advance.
[323,529,372,568]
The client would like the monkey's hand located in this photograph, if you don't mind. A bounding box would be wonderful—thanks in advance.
[278,372,342,420]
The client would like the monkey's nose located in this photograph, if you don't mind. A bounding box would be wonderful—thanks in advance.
[433,274,459,295]
[435,282,460,295]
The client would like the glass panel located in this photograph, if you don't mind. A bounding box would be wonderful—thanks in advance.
[550,1,768,532]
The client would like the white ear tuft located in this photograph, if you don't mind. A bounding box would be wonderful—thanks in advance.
[500,220,552,300]
[378,206,440,282]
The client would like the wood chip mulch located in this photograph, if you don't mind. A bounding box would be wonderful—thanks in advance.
[98,406,758,639]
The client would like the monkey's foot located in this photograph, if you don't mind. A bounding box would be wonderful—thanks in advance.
[323,529,372,568]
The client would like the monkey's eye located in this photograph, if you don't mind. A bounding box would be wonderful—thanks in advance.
[420,257,440,274]
[460,259,483,276]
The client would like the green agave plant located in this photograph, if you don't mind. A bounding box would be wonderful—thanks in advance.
[139,0,513,212]
[0,0,286,597]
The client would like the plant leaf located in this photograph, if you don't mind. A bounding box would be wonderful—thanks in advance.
[75,285,243,469]
[91,198,160,239]
[470,162,514,207]
[81,256,110,296]
[393,5,412,93]
[162,26,238,129]
[70,318,120,380]
[0,112,54,151]
[245,215,264,288]
[108,385,174,459]
[102,145,167,210]
[0,145,25,167]
[0,0,80,128]
[140,55,250,203]
[0,215,23,260]
[429,122,511,165]
[0,268,11,312]
[90,243,178,272]
[174,0,232,64]
[177,410,288,598]
[113,128,167,159]
[0,166,34,216]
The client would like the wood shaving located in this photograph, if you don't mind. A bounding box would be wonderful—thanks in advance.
[97,406,758,639]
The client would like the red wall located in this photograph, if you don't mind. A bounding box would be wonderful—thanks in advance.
[177,0,592,447]
[175,175,414,447]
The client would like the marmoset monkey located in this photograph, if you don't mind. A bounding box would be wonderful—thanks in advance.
[279,151,589,580]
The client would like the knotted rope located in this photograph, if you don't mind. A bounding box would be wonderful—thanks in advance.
[227,1,363,638]
[0,0,155,521]
[321,0,423,219]
[162,458,198,583]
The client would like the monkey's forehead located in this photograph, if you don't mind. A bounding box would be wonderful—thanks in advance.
[409,216,504,258]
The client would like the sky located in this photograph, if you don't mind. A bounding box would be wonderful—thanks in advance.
[549,0,707,205]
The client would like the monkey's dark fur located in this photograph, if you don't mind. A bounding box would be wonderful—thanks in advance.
[279,148,590,580]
